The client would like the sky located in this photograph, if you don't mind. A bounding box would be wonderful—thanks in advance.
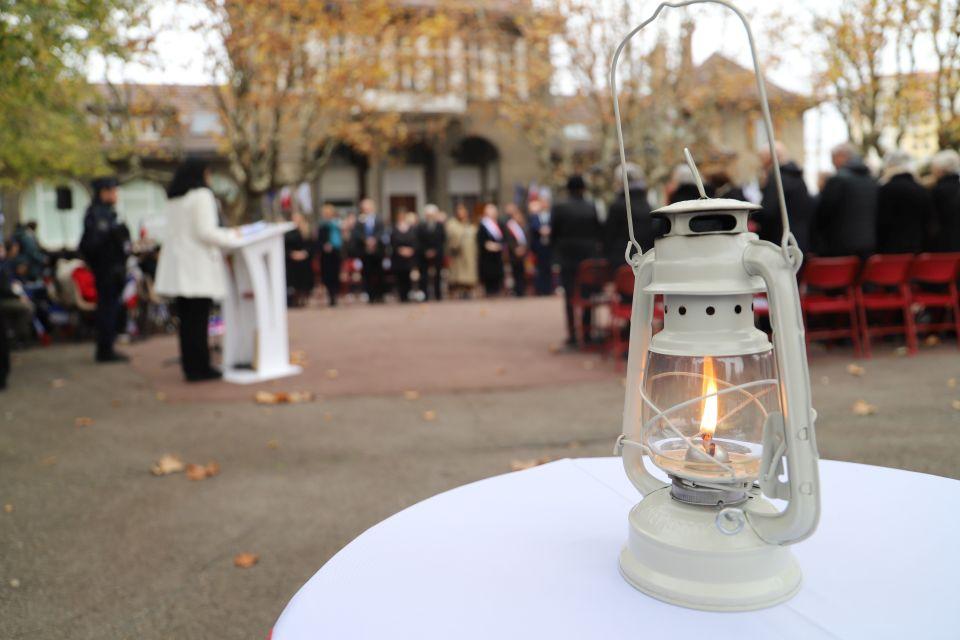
[85,0,914,185]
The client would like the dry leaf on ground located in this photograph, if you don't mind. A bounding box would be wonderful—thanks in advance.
[9,578,19,588]
[204,461,220,478]
[155,392,167,402]
[479,307,489,317]
[266,439,280,450]
[290,350,308,366]
[254,391,314,405]
[234,553,259,568]
[548,343,561,354]
[325,369,339,379]
[403,390,420,401]
[185,464,207,481]
[894,346,909,357]
[322,412,333,422]
[422,410,437,422]
[74,417,94,428]
[952,400,960,411]
[924,334,941,347]
[495,366,506,376]
[110,399,121,408]
[40,456,58,466]
[151,454,185,476]
[3,504,12,513]
[510,457,553,471]
[852,400,877,416]
[50,379,66,388]
[948,377,957,389]
[846,363,865,377]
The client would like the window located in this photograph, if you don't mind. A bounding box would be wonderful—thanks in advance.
[117,180,168,240]
[190,110,222,136]
[20,181,90,250]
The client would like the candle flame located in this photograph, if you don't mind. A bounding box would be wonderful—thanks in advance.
[700,356,718,437]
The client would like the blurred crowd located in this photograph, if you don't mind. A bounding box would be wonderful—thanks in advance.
[3,141,959,390]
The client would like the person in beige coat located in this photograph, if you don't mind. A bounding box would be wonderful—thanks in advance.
[155,158,237,382]
[444,203,478,298]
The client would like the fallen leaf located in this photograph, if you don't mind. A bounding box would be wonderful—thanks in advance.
[185,464,207,481]
[548,343,561,354]
[74,417,94,428]
[851,400,877,416]
[110,399,122,408]
[479,307,489,317]
[948,378,957,389]
[403,390,420,401]
[290,350,308,366]
[204,461,221,478]
[266,439,280,450]
[325,369,339,379]
[322,412,333,422]
[233,553,259,569]
[151,454,185,476]
[40,456,58,466]
[845,363,865,377]
[495,366,506,376]
[422,410,437,422]
[155,392,167,402]
[50,378,66,388]
[510,456,553,471]
[3,504,12,513]
[9,578,19,588]
[894,346,909,357]
[255,391,314,405]
[952,400,960,411]
[924,334,941,347]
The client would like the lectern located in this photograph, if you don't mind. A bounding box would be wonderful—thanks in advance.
[220,222,302,384]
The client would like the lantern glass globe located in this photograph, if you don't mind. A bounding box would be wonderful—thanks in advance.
[640,351,780,484]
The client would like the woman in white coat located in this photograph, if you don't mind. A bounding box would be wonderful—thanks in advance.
[155,158,237,382]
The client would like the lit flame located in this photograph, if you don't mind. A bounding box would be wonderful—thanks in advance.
[699,356,718,437]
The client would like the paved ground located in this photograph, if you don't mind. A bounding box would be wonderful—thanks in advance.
[1,296,959,639]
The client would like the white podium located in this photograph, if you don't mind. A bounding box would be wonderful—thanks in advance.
[220,222,302,384]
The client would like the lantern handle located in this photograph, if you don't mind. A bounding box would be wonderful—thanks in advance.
[610,0,799,270]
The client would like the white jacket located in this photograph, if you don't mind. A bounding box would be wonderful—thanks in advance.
[155,188,235,300]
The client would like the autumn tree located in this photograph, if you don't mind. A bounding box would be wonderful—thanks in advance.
[187,0,457,220]
[0,0,147,186]
[920,0,960,149]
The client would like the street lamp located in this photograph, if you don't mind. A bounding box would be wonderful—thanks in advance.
[610,1,820,611]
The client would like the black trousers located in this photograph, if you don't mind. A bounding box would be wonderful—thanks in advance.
[175,297,213,379]
[511,258,527,297]
[321,251,342,306]
[418,257,443,301]
[395,269,413,302]
[533,250,554,295]
[93,271,122,359]
[0,309,9,389]
[560,263,592,343]
[362,257,385,302]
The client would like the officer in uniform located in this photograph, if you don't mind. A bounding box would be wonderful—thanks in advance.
[79,176,131,362]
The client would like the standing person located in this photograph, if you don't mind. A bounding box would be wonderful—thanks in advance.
[284,211,314,307]
[349,198,386,303]
[527,198,553,295]
[929,150,960,252]
[707,169,747,201]
[476,203,506,296]
[445,203,478,298]
[755,142,815,252]
[813,142,878,258]
[605,163,657,262]
[79,177,130,363]
[876,150,934,254]
[391,212,419,303]
[317,203,343,306]
[155,158,237,382]
[417,204,446,301]
[504,203,529,297]
[551,175,602,347]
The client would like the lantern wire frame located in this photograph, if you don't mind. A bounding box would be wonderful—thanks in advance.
[609,0,802,272]
[618,370,779,486]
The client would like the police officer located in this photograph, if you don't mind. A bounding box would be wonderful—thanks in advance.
[79,176,131,363]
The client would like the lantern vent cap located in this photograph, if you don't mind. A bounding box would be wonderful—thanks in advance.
[652,198,761,216]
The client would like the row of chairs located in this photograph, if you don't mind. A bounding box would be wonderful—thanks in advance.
[570,253,960,360]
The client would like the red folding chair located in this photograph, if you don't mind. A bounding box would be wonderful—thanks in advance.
[800,256,862,356]
[909,252,960,347]
[571,258,613,347]
[856,254,917,358]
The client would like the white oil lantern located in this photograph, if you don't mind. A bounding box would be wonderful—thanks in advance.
[610,1,820,611]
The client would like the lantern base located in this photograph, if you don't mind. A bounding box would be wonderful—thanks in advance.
[620,489,801,611]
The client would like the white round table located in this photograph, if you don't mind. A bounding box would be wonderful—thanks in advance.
[272,458,960,639]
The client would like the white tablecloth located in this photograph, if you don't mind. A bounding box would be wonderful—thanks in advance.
[273,458,960,640]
